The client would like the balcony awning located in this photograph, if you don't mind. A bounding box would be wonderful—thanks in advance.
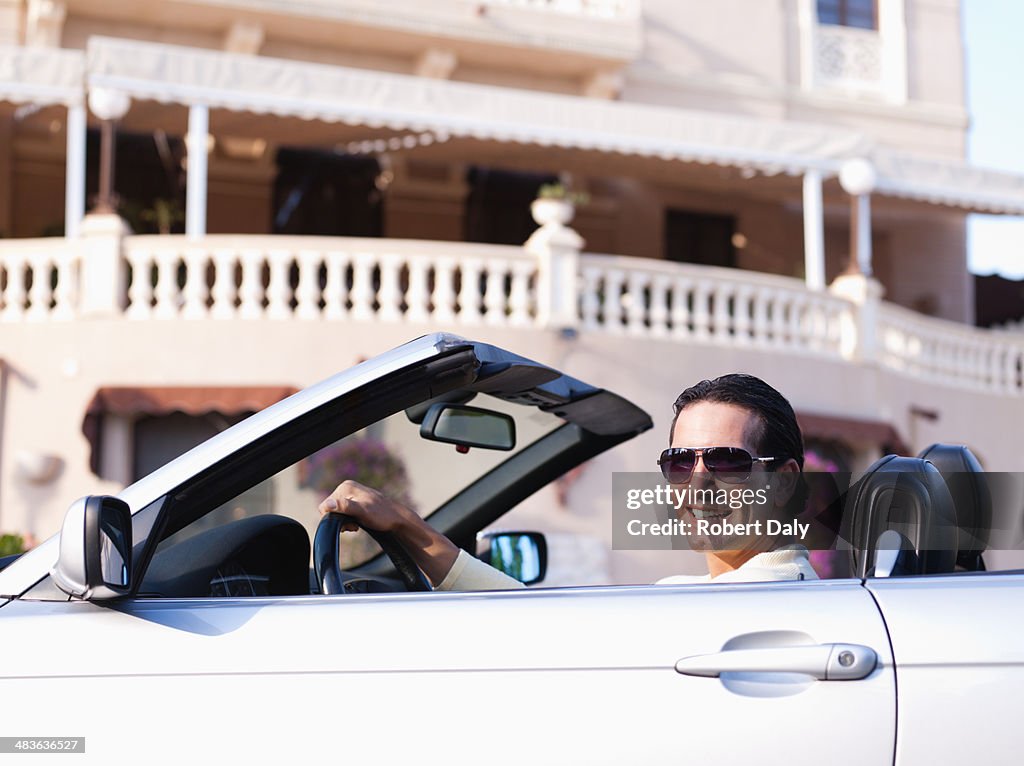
[81,385,298,475]
[0,44,84,107]
[797,411,909,455]
[80,36,1024,215]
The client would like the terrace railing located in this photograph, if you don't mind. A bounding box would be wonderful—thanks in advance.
[0,216,1021,394]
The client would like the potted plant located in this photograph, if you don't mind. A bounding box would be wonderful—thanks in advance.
[531,182,589,227]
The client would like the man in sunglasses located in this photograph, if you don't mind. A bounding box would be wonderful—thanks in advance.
[652,373,817,583]
[319,373,815,588]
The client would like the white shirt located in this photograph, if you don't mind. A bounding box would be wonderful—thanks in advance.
[654,545,819,584]
[436,545,818,591]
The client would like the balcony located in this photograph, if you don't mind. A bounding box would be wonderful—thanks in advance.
[1,222,1021,396]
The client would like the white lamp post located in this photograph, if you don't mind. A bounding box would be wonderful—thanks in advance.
[87,87,131,214]
[838,158,877,277]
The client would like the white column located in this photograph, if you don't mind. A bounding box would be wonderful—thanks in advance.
[802,169,826,290]
[186,103,209,239]
[99,414,134,487]
[64,103,86,239]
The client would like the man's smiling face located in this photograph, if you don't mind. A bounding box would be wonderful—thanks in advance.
[669,400,777,553]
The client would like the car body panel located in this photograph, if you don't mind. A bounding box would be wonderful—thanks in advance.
[868,573,1024,765]
[1,579,894,764]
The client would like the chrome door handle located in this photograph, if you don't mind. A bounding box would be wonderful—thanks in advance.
[675,643,877,681]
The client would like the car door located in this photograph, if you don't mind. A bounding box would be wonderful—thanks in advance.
[0,577,894,764]
[867,572,1024,765]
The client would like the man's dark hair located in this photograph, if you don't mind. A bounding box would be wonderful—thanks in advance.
[670,373,808,513]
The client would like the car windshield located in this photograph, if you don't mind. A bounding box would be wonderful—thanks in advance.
[155,392,565,568]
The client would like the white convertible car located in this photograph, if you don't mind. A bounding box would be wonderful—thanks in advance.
[0,333,1019,764]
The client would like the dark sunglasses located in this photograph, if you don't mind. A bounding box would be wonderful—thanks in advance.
[657,447,782,484]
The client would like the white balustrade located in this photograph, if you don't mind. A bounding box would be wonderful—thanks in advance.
[117,236,540,329]
[2,233,1021,395]
[577,254,851,360]
[0,239,78,321]
[878,304,1024,394]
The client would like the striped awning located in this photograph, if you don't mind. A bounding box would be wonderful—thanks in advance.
[0,44,84,106]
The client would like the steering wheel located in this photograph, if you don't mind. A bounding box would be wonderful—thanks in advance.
[313,512,432,594]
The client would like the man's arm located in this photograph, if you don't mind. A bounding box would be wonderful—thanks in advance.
[318,480,523,590]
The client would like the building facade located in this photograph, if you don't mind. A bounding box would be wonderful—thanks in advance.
[0,0,1022,580]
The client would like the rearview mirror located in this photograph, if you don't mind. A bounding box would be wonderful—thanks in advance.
[420,403,515,451]
[51,495,132,600]
[478,531,547,585]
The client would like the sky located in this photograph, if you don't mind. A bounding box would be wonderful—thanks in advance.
[962,0,1024,279]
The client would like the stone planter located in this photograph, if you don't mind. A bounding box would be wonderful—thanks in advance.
[531,198,575,227]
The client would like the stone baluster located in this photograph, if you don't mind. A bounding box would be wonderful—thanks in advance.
[787,294,803,349]
[733,285,753,346]
[349,252,375,322]
[482,261,508,326]
[1,254,26,322]
[153,249,181,319]
[625,271,648,336]
[1004,346,1019,394]
[579,266,601,331]
[181,247,209,320]
[602,268,625,334]
[750,287,768,347]
[649,274,670,338]
[25,252,53,320]
[210,249,238,320]
[692,279,711,341]
[377,253,403,322]
[51,248,78,320]
[126,249,154,319]
[295,250,323,320]
[432,256,457,324]
[670,277,692,339]
[711,283,732,343]
[458,257,483,325]
[405,258,430,323]
[266,249,293,320]
[507,261,533,326]
[323,251,350,320]
[238,249,265,319]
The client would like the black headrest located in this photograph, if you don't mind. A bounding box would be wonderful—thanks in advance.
[841,455,958,578]
[142,515,311,597]
[917,444,991,571]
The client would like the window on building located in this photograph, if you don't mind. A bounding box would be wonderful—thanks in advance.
[273,149,383,237]
[816,0,877,30]
[664,209,736,268]
[464,167,557,245]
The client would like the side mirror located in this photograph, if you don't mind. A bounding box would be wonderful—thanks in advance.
[51,496,132,600]
[420,403,515,451]
[478,531,547,585]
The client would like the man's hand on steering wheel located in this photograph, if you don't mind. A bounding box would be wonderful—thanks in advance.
[317,480,461,588]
